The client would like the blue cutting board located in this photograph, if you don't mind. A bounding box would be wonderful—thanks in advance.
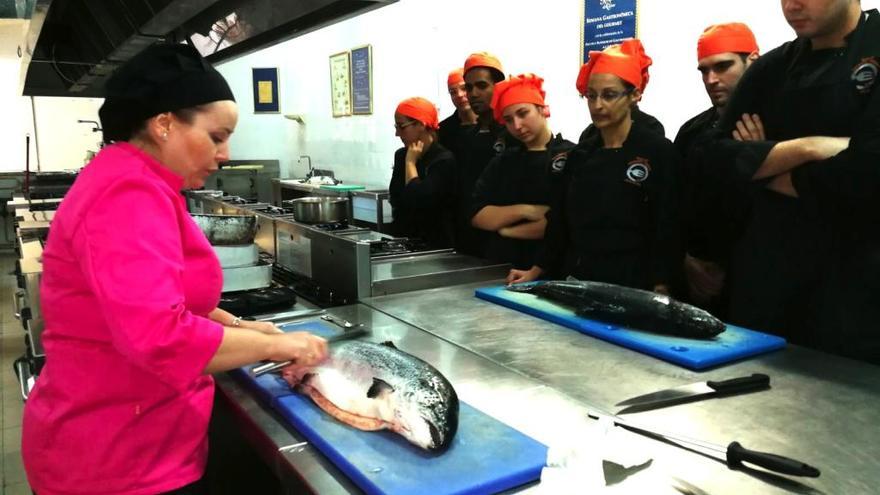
[275,395,547,495]
[234,319,548,495]
[475,285,785,370]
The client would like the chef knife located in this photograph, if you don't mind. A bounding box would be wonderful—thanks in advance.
[587,410,820,478]
[615,373,770,414]
[251,326,368,376]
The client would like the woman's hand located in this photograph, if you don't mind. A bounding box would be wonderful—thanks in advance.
[405,140,426,164]
[270,331,328,367]
[241,320,283,335]
[507,266,543,285]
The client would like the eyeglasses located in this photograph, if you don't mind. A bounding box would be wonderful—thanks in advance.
[583,88,633,103]
[394,120,420,131]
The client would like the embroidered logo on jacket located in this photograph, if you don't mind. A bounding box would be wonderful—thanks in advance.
[625,158,651,185]
[852,57,879,94]
[492,137,506,154]
[550,152,568,173]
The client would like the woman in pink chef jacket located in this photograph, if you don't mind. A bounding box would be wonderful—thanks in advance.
[21,43,328,495]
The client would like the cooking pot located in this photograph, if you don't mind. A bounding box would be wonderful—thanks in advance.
[285,197,349,224]
[191,214,257,245]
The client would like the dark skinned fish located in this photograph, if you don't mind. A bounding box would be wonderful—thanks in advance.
[282,341,459,452]
[508,281,726,339]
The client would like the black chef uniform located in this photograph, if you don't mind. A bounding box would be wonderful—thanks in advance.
[697,9,880,363]
[470,134,575,269]
[388,143,456,248]
[454,121,516,256]
[538,124,681,290]
[674,107,745,269]
[438,111,475,163]
[579,106,666,144]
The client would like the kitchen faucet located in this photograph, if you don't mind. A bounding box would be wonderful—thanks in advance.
[299,155,313,178]
[77,119,102,132]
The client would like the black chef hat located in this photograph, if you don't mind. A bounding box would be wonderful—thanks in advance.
[99,43,235,143]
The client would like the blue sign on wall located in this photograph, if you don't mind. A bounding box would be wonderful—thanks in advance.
[582,0,638,63]
[252,67,280,113]
[351,45,372,115]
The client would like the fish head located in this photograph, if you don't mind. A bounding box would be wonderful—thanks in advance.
[394,375,459,452]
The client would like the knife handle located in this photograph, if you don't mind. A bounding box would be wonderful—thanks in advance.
[707,373,770,394]
[727,441,820,477]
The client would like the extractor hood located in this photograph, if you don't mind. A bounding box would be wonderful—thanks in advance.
[20,0,396,97]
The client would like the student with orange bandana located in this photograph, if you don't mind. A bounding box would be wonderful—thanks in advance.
[455,52,516,256]
[439,68,477,162]
[509,40,680,292]
[389,97,457,248]
[675,22,759,310]
[470,73,575,269]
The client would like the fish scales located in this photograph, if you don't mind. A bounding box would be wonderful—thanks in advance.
[508,281,726,339]
[283,341,459,452]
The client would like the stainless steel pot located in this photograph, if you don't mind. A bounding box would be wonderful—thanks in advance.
[191,214,257,245]
[285,197,349,224]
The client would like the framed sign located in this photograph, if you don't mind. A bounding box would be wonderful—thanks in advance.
[252,67,280,113]
[581,0,638,63]
[350,45,373,115]
[329,51,352,117]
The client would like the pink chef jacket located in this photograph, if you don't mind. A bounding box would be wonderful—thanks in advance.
[22,143,225,495]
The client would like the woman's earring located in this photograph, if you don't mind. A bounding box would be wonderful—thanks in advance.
[162,131,168,141]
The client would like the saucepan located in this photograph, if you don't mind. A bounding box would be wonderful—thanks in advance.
[191,214,257,245]
[285,197,349,224]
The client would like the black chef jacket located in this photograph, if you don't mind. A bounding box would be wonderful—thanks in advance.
[454,121,517,256]
[388,143,456,248]
[697,9,880,362]
[674,106,741,263]
[470,134,575,269]
[538,124,681,290]
[579,106,666,144]
[438,111,475,163]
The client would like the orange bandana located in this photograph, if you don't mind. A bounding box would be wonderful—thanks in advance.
[491,73,547,124]
[463,52,504,77]
[395,97,439,130]
[447,68,464,87]
[576,39,652,95]
[697,23,759,61]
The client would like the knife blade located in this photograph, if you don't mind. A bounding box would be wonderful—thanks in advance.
[250,326,368,376]
[615,373,770,414]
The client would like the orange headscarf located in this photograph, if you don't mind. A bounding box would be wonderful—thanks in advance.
[395,97,440,131]
[447,68,465,87]
[576,39,652,96]
[463,52,504,77]
[491,73,547,124]
[697,23,759,61]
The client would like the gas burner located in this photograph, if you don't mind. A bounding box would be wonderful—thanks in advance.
[259,205,295,216]
[312,221,351,231]
[221,195,257,205]
[369,237,430,256]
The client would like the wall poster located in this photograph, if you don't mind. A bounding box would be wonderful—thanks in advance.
[581,0,638,63]
[329,51,352,117]
[350,45,373,115]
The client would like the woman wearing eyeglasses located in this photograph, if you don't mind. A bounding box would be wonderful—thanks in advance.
[469,73,574,269]
[388,97,456,247]
[508,39,681,293]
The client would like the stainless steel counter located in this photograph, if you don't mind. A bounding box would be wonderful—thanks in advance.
[215,284,880,494]
[361,281,880,494]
